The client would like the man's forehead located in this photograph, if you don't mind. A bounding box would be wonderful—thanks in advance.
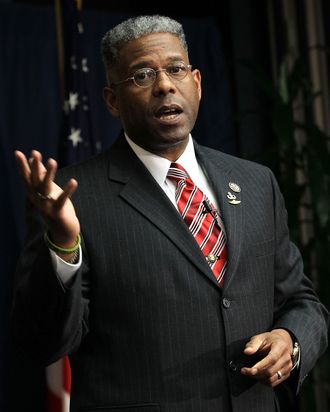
[120,33,185,58]
[116,33,187,68]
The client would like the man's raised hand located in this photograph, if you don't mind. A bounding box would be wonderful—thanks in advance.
[15,150,80,249]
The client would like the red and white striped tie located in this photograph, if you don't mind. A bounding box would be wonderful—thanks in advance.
[167,162,228,286]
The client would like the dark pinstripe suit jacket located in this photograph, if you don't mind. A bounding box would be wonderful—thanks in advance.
[13,135,329,412]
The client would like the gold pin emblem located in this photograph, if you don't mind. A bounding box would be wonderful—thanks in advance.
[229,182,241,193]
[227,191,241,205]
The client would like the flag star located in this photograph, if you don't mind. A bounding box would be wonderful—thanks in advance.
[69,92,79,110]
[68,128,83,147]
[81,58,89,72]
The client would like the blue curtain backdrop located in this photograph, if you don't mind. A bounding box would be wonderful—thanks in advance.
[0,4,236,410]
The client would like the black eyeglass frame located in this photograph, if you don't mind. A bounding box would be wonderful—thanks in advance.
[112,63,193,88]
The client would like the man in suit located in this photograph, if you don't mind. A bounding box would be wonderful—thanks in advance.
[13,15,328,412]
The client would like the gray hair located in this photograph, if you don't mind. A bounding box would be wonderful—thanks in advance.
[101,15,188,77]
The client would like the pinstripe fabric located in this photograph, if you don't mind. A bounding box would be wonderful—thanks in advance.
[168,162,228,286]
[12,135,329,412]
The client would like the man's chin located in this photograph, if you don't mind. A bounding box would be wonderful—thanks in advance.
[150,134,189,151]
[127,126,190,154]
[155,125,190,145]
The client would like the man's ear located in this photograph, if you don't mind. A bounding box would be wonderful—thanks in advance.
[193,69,202,101]
[102,86,120,117]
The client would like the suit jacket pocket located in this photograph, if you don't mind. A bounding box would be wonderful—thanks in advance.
[82,403,160,412]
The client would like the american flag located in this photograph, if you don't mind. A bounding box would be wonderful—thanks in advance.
[58,0,100,166]
[46,357,71,412]
[47,1,100,410]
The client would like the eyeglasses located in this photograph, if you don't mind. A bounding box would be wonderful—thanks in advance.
[113,63,192,88]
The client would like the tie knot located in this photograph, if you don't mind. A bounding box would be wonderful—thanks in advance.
[167,162,189,182]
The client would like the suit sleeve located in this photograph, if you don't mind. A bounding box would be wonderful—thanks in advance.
[11,200,90,365]
[269,170,329,392]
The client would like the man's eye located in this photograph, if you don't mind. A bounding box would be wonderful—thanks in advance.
[167,65,186,75]
[135,71,147,81]
[135,69,154,81]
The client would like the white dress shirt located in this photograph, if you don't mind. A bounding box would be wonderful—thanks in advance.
[125,134,219,210]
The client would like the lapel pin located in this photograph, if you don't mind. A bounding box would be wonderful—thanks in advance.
[227,191,241,205]
[229,182,241,193]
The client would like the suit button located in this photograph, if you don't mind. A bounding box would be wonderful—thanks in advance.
[222,298,231,308]
[229,360,237,371]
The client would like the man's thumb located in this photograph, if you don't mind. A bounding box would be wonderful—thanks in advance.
[244,333,267,354]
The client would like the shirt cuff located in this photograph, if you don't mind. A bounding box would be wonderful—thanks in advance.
[49,246,82,285]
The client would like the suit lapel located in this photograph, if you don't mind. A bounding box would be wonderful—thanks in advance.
[195,143,245,291]
[107,136,220,289]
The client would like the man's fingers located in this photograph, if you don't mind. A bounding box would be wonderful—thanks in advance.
[15,150,58,199]
[14,151,32,185]
[243,366,289,388]
[241,356,282,380]
[265,369,289,387]
[242,334,281,378]
[54,179,78,210]
[30,150,47,187]
[244,333,268,355]
[241,329,294,387]
[42,158,58,195]
[241,346,292,384]
[249,348,281,372]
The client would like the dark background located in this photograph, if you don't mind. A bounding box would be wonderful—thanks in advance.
[1,0,329,411]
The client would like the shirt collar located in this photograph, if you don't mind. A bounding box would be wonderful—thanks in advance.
[125,133,199,187]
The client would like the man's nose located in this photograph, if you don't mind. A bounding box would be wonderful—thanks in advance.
[152,70,176,96]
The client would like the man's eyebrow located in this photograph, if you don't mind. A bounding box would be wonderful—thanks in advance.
[129,56,186,72]
[129,61,154,71]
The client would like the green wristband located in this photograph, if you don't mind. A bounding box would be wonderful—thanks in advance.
[44,232,81,254]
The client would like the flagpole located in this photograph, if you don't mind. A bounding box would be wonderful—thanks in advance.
[54,0,65,103]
